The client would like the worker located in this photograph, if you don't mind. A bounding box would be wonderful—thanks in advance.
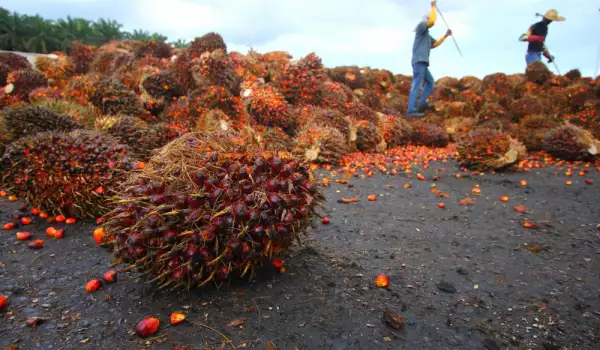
[406,0,452,118]
[519,9,566,66]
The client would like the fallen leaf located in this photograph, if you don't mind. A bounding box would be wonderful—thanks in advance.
[382,308,404,329]
[226,318,246,327]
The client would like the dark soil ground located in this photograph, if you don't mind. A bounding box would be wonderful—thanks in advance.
[1,155,600,350]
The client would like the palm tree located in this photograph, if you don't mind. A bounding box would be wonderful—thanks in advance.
[56,16,96,45]
[22,15,61,53]
[92,18,124,45]
[0,10,29,51]
[126,29,152,41]
[150,32,168,42]
[170,39,189,48]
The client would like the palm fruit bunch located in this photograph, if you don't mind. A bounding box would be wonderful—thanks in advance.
[64,73,102,105]
[378,113,412,148]
[517,114,563,151]
[163,97,199,130]
[1,105,83,140]
[241,81,296,133]
[354,88,382,110]
[392,74,413,95]
[90,49,133,75]
[33,99,97,127]
[193,109,231,133]
[444,101,474,118]
[320,81,355,110]
[34,53,76,88]
[301,106,352,138]
[189,84,237,118]
[4,69,48,100]
[229,50,268,83]
[354,120,384,153]
[95,115,182,159]
[408,121,450,147]
[117,56,170,93]
[0,63,11,86]
[542,124,599,161]
[507,74,528,97]
[560,83,594,112]
[444,117,477,141]
[89,76,146,117]
[477,102,509,125]
[383,90,408,113]
[509,95,547,121]
[456,128,526,171]
[142,70,185,101]
[0,130,134,218]
[481,73,513,107]
[364,69,395,94]
[189,49,240,95]
[134,40,173,59]
[0,52,32,70]
[459,76,482,92]
[251,126,293,152]
[565,69,582,81]
[98,132,325,290]
[272,53,325,105]
[70,41,96,74]
[526,61,552,85]
[429,84,457,102]
[343,101,378,124]
[260,51,292,79]
[189,32,227,55]
[28,87,65,104]
[329,66,366,90]
[294,124,350,163]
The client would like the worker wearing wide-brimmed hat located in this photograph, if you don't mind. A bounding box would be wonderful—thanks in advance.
[519,9,566,66]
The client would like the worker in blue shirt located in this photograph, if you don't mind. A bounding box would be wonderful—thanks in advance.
[406,1,452,118]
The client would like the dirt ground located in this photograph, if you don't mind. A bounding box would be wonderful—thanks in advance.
[1,152,600,350]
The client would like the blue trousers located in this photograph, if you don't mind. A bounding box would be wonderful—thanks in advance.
[407,62,434,114]
[526,51,542,65]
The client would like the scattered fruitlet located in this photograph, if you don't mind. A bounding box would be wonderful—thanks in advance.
[3,222,16,230]
[85,279,102,293]
[103,270,117,283]
[28,240,44,249]
[135,317,160,338]
[376,274,389,288]
[321,217,330,225]
[20,217,32,225]
[0,295,7,309]
[368,194,377,201]
[16,231,32,240]
[170,312,186,325]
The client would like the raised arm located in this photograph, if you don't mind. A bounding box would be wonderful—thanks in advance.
[427,1,437,28]
[432,29,452,48]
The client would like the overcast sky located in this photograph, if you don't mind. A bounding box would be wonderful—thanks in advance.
[3,0,599,79]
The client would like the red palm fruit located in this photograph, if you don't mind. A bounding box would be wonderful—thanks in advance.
[85,279,102,293]
[135,317,160,338]
[16,231,32,240]
[54,228,64,239]
[103,270,117,283]
[232,202,248,221]
[272,258,284,272]
[175,194,188,208]
[171,268,185,281]
[187,195,204,208]
[46,227,57,237]
[280,164,293,178]
[266,179,280,192]
[182,244,199,260]
[321,217,330,224]
[585,180,593,185]
[215,265,230,281]
[28,240,43,248]
[151,194,166,206]
[250,225,265,240]
[376,274,389,288]
[271,157,283,173]
[20,217,32,225]
[55,215,66,223]
[0,295,7,309]
[3,222,16,230]
[198,247,213,262]
[170,312,186,325]
[267,193,282,208]
[93,227,104,245]
[65,218,76,224]
[30,208,40,215]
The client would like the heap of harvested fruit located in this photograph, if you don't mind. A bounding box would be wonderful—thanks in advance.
[4,69,48,100]
[0,130,134,218]
[542,123,599,161]
[99,132,325,289]
[456,127,526,171]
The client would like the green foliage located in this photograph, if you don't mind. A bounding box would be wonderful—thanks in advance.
[0,7,187,54]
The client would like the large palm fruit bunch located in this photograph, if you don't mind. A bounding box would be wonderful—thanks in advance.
[429,84,457,102]
[509,95,547,121]
[378,114,412,148]
[142,70,185,101]
[0,130,134,218]
[95,115,182,159]
[517,114,563,151]
[565,69,582,82]
[363,69,395,93]
[481,73,513,107]
[526,61,552,85]
[241,81,296,133]
[34,53,76,88]
[456,128,526,171]
[190,49,240,95]
[260,51,292,79]
[507,74,528,96]
[477,102,509,125]
[0,52,32,70]
[33,99,97,127]
[116,56,170,93]
[70,41,96,74]
[329,66,366,90]
[229,50,268,82]
[98,132,325,289]
[294,124,350,163]
[444,101,474,118]
[134,40,173,59]
[393,74,413,95]
[28,86,65,104]
[272,53,325,105]
[459,76,482,92]
[383,90,408,113]
[64,73,102,105]
[542,124,599,161]
[444,117,477,141]
[343,101,378,124]
[171,50,197,91]
[354,120,384,153]
[408,121,450,147]
[163,97,199,130]
[354,88,382,110]
[320,81,354,110]
[0,63,11,86]
[90,76,146,117]
[189,84,238,117]
[560,83,594,112]
[90,49,133,75]
[189,32,227,55]
[300,106,352,138]
[4,69,48,100]
[1,105,83,140]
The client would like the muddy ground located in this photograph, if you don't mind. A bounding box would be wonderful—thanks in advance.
[1,156,599,350]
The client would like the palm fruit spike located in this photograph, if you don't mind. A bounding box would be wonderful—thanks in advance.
[32,99,98,128]
[377,113,413,148]
[0,130,134,218]
[189,32,227,55]
[542,123,600,161]
[353,120,383,153]
[328,66,366,90]
[89,76,146,117]
[526,61,552,85]
[70,41,96,74]
[190,49,241,95]
[99,132,325,290]
[408,121,450,147]
[1,105,83,140]
[517,114,562,151]
[272,52,325,105]
[241,81,297,134]
[142,71,185,101]
[34,53,76,88]
[456,127,526,171]
[134,40,173,59]
[294,124,350,164]
[5,69,48,100]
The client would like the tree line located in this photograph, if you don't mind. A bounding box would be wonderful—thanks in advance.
[0,7,190,54]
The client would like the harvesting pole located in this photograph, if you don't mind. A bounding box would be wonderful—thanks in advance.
[435,3,463,57]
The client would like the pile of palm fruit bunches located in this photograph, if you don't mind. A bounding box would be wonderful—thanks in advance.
[0,33,599,290]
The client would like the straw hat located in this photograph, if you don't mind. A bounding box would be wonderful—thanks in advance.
[543,9,566,21]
